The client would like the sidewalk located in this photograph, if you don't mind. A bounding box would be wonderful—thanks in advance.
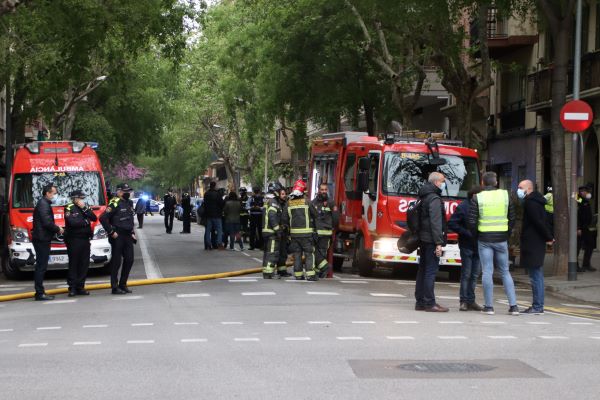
[512,250,600,305]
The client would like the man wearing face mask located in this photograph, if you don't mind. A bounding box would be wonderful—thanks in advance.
[100,183,137,295]
[577,185,597,272]
[64,190,97,297]
[517,180,553,314]
[32,184,64,301]
[415,172,449,312]
[311,183,339,278]
[468,171,519,316]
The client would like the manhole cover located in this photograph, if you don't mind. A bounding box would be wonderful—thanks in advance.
[397,362,496,374]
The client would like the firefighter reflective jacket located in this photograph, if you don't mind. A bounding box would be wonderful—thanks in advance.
[311,198,339,236]
[262,197,284,237]
[287,197,317,237]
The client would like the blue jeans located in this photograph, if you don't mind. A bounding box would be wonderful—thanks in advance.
[204,218,223,249]
[528,266,544,311]
[459,247,480,304]
[415,242,440,307]
[478,241,517,307]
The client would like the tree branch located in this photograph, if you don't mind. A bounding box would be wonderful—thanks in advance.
[0,0,28,17]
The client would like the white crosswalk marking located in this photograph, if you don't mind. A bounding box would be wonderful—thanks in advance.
[112,296,143,301]
[83,325,108,328]
[234,338,260,342]
[180,338,208,343]
[241,292,276,296]
[307,291,339,296]
[538,336,568,340]
[336,336,363,341]
[19,343,48,347]
[174,322,199,326]
[131,323,154,326]
[285,337,311,341]
[73,341,101,346]
[264,321,287,325]
[569,322,594,325]
[44,300,76,304]
[176,293,210,298]
[0,328,14,332]
[36,326,61,330]
[369,293,406,298]
[127,340,155,344]
[351,321,376,324]
[340,280,368,284]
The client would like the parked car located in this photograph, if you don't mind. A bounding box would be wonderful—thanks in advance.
[175,204,198,222]
[132,198,162,214]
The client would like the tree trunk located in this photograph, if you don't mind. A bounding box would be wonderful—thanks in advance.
[455,100,473,148]
[224,158,237,192]
[550,25,570,276]
[363,102,375,136]
[63,102,78,140]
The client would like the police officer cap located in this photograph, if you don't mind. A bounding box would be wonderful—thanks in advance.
[267,181,284,194]
[579,185,591,192]
[239,187,247,193]
[69,190,86,199]
[116,183,133,192]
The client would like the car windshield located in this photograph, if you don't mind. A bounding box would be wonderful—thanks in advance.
[383,152,479,199]
[12,172,106,208]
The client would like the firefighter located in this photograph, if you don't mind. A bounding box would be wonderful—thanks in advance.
[262,182,291,279]
[288,179,318,281]
[100,183,136,295]
[248,186,265,250]
[312,183,339,278]
[64,190,97,297]
[239,187,250,243]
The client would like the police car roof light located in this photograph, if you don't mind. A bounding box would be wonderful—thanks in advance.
[71,141,87,153]
[25,142,40,154]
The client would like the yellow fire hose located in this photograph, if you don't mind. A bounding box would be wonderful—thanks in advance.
[0,267,262,302]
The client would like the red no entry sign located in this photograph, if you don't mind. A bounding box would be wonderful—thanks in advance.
[560,100,594,132]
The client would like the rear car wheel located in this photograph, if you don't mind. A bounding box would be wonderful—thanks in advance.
[353,235,375,277]
[2,251,23,280]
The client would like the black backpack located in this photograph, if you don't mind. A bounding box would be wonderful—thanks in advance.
[406,200,422,233]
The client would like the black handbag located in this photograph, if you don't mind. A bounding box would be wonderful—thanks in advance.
[397,231,419,254]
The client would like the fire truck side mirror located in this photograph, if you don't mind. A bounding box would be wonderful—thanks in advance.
[357,171,369,193]
[358,157,370,171]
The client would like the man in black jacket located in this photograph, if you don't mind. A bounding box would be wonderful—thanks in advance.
[448,186,483,312]
[415,172,449,312]
[518,180,553,314]
[64,190,97,297]
[32,184,63,301]
[577,185,597,272]
[312,183,339,278]
[203,182,225,250]
[163,189,177,234]
[180,192,192,234]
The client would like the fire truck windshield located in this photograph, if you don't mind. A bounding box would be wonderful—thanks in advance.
[383,152,479,199]
[12,172,106,208]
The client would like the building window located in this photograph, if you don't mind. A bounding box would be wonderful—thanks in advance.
[275,129,282,152]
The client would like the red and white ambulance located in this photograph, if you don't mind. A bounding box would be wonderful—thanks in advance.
[2,141,111,279]
[309,132,480,277]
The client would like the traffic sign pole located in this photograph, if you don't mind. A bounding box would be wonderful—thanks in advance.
[568,0,583,281]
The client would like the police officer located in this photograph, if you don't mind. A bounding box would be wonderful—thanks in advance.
[64,190,97,297]
[288,179,318,281]
[248,186,265,250]
[262,183,291,279]
[180,192,191,234]
[311,183,339,278]
[239,187,250,243]
[100,183,136,295]
[163,189,177,234]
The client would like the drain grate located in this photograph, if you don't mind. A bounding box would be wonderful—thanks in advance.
[397,362,496,374]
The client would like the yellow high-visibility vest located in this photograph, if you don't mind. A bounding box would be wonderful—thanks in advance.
[477,189,509,232]
[544,193,554,213]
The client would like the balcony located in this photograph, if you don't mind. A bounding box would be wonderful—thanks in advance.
[527,50,600,110]
[498,100,526,133]
[485,8,538,58]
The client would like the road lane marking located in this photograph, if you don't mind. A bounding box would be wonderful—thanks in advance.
[19,343,48,347]
[176,293,210,298]
[561,303,600,309]
[0,287,27,292]
[308,321,331,325]
[112,296,143,301]
[234,338,260,342]
[538,336,568,340]
[137,227,163,279]
[73,341,101,346]
[36,326,62,330]
[221,322,244,325]
[131,323,154,326]
[438,336,468,340]
[83,325,108,328]
[44,300,77,304]
[242,252,251,257]
[181,338,208,343]
[590,336,600,340]
[0,328,15,332]
[569,322,595,325]
[386,336,415,340]
[228,279,258,283]
[394,321,419,324]
[437,296,460,300]
[174,322,199,326]
[306,291,339,296]
[395,281,416,285]
[285,337,311,341]
[340,280,368,284]
[264,321,287,325]
[369,293,406,298]
[488,336,517,339]
[285,280,313,283]
[438,321,464,324]
[127,340,155,344]
[336,336,363,340]
[351,321,376,324]
[241,292,276,296]
[252,258,263,263]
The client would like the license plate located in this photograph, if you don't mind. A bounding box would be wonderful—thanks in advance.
[49,255,68,264]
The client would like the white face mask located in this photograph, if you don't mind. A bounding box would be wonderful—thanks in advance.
[517,188,526,199]
[585,193,592,200]
[50,193,58,203]
[439,182,446,191]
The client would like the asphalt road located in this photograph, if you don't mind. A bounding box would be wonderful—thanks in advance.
[1,215,599,400]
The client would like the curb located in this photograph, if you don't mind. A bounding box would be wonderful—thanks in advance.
[0,267,263,302]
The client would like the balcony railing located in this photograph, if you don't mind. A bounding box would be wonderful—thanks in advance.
[527,50,600,107]
[499,100,526,132]
[487,8,508,38]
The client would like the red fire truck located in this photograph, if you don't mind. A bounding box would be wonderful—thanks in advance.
[308,132,480,277]
[1,141,111,279]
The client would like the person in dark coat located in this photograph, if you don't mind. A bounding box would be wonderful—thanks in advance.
[203,182,225,250]
[163,189,177,234]
[577,185,597,272]
[415,172,449,312]
[180,192,192,234]
[135,197,146,228]
[32,184,63,301]
[517,180,554,314]
[448,186,483,312]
